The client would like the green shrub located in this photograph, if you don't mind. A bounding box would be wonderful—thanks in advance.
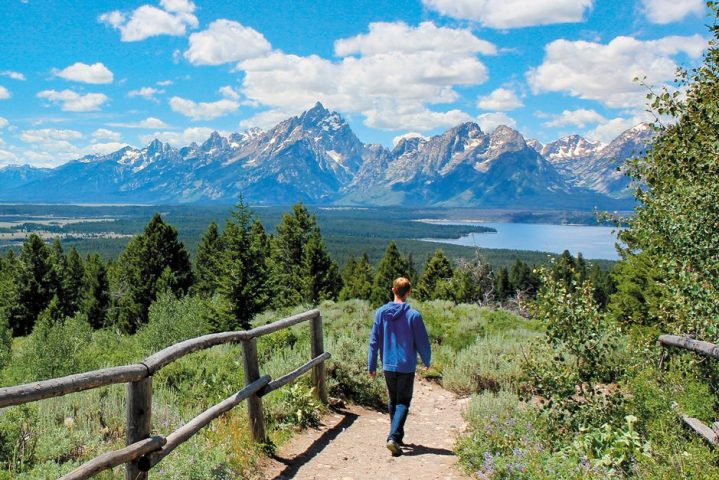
[457,391,612,479]
[0,405,39,473]
[325,333,385,407]
[137,293,223,354]
[16,315,93,381]
[563,415,651,475]
[273,382,322,429]
[443,334,528,395]
[534,267,620,383]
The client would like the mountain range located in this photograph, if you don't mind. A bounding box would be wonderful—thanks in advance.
[0,103,653,209]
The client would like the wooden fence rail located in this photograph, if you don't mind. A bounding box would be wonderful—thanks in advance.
[0,309,329,480]
[659,334,719,446]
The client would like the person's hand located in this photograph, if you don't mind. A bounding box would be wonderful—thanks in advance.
[368,371,376,378]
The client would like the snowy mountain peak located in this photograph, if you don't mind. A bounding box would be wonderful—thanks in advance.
[201,131,229,152]
[392,135,427,156]
[243,127,263,139]
[541,135,602,162]
[489,125,527,152]
[0,103,652,207]
[527,139,543,154]
[144,139,173,156]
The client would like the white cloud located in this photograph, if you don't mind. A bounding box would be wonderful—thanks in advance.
[392,132,429,147]
[20,128,83,143]
[128,86,165,101]
[0,117,8,128]
[477,112,517,132]
[22,151,60,167]
[139,127,222,146]
[585,114,649,142]
[334,21,496,56]
[184,19,272,65]
[159,0,195,14]
[99,0,198,42]
[218,85,241,100]
[92,128,122,141]
[237,21,494,131]
[54,62,114,84]
[641,0,704,24]
[422,0,594,28]
[239,109,297,130]
[169,96,240,120]
[542,108,606,128]
[157,79,173,86]
[86,142,129,155]
[107,117,169,129]
[363,102,472,131]
[37,89,109,112]
[477,88,523,111]
[1,71,25,81]
[0,149,19,166]
[0,86,9,99]
[527,34,706,108]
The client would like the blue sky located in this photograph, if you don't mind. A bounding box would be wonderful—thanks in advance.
[0,0,711,167]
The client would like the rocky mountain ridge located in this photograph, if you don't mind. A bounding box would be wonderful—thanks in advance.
[0,103,652,208]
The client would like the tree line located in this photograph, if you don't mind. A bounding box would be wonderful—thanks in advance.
[341,243,613,309]
[0,200,613,341]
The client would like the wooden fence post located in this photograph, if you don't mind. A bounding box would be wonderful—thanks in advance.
[310,313,328,404]
[242,338,266,444]
[126,376,152,480]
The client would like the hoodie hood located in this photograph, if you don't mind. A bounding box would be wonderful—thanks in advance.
[381,302,410,321]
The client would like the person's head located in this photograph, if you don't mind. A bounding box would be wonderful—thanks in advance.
[392,277,411,301]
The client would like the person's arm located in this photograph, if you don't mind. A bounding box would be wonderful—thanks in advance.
[368,311,383,375]
[412,312,431,369]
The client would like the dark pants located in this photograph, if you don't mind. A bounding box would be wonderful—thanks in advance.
[384,371,415,443]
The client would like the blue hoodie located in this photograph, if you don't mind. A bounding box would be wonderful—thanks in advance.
[368,302,431,374]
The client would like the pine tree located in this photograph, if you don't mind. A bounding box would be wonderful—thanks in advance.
[339,253,374,301]
[405,252,418,285]
[574,252,588,285]
[339,256,358,301]
[112,214,194,333]
[61,247,85,318]
[82,253,110,329]
[193,221,223,297]
[219,202,271,329]
[10,234,53,336]
[49,238,66,306]
[494,266,511,302]
[416,249,454,301]
[270,203,339,307]
[371,241,410,306]
[0,251,19,345]
[354,253,374,300]
[588,263,616,309]
[302,228,341,303]
[508,260,539,297]
[552,250,576,289]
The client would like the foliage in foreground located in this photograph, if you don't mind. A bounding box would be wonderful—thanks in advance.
[0,298,530,478]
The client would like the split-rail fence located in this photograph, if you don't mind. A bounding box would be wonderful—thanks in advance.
[0,309,329,480]
[659,334,719,446]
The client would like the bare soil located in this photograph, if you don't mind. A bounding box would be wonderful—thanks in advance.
[262,377,471,480]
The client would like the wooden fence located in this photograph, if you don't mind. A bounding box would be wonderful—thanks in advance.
[659,334,719,446]
[0,309,330,480]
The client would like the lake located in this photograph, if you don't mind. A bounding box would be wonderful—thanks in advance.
[420,221,622,260]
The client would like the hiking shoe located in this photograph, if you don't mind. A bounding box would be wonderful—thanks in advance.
[386,439,402,456]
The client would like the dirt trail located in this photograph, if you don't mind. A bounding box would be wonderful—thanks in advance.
[262,377,471,480]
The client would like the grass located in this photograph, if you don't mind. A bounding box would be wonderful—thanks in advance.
[0,298,535,478]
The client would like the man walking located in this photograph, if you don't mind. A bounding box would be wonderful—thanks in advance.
[368,277,431,456]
